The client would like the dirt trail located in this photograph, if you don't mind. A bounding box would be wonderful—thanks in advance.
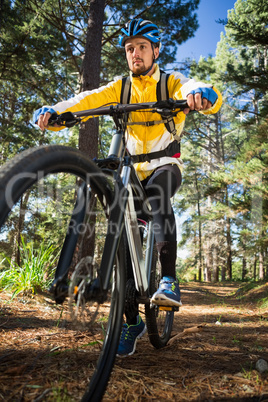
[0,282,267,401]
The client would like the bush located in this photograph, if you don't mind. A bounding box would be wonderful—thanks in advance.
[0,237,58,298]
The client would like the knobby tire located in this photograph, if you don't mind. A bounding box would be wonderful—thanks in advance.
[0,145,126,401]
[140,222,174,348]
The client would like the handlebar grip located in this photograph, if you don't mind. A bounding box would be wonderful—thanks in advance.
[170,99,189,109]
[154,99,189,110]
[48,112,59,125]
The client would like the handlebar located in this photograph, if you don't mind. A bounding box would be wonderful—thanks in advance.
[48,99,189,128]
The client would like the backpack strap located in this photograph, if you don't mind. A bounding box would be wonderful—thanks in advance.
[157,70,169,102]
[157,71,177,137]
[120,76,131,104]
[131,140,181,163]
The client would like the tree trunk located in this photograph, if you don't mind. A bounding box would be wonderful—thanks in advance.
[242,256,247,281]
[226,214,232,280]
[194,172,203,281]
[198,211,203,282]
[212,245,219,282]
[219,114,232,281]
[79,0,105,159]
[259,249,264,280]
[205,125,213,283]
[253,254,257,281]
[78,0,106,260]
[11,191,30,266]
[205,239,212,282]
[265,249,268,279]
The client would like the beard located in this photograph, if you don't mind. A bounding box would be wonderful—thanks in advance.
[129,58,154,76]
[132,65,147,75]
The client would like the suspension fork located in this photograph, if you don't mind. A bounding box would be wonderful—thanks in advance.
[50,182,87,302]
[122,164,154,299]
[144,220,155,288]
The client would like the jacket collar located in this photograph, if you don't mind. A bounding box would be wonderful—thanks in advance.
[130,63,160,83]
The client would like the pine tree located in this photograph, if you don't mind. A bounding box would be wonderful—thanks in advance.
[215,0,268,280]
[178,0,268,281]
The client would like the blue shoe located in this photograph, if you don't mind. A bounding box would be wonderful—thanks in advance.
[151,276,182,307]
[117,315,147,357]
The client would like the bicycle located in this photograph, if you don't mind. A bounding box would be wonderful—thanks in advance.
[0,99,187,401]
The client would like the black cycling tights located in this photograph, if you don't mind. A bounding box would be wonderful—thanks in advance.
[142,164,182,243]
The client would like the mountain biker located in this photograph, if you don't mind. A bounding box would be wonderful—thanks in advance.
[34,18,222,357]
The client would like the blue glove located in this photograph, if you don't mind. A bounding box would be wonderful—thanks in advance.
[33,106,56,124]
[188,87,218,105]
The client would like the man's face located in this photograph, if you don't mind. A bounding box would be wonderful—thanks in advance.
[125,37,159,76]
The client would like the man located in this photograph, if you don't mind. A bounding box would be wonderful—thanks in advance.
[34,18,222,357]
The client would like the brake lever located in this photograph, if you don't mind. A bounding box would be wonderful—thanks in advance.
[154,108,179,117]
[153,98,189,111]
[48,111,81,128]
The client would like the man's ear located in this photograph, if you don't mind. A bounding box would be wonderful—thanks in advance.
[154,46,160,60]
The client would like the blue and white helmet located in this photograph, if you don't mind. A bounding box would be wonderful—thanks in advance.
[119,18,161,47]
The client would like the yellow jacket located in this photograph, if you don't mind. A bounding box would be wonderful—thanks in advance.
[47,64,222,180]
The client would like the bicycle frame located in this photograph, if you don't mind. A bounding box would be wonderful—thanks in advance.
[50,99,188,304]
[50,130,155,305]
[91,135,155,303]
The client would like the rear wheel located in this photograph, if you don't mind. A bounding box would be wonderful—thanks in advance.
[140,221,174,348]
[0,145,126,401]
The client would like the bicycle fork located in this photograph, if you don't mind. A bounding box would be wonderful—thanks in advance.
[121,165,154,302]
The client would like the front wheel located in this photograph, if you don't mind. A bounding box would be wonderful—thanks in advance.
[0,145,126,401]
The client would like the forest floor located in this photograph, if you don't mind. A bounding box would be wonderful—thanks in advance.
[0,281,268,401]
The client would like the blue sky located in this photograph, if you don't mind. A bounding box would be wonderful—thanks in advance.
[177,0,237,61]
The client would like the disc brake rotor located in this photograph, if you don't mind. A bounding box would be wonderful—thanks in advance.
[68,256,100,326]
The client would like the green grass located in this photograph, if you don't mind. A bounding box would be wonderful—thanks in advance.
[236,281,264,296]
[0,237,58,298]
[258,296,268,309]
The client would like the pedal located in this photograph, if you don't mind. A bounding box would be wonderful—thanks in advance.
[150,302,179,312]
[159,306,172,311]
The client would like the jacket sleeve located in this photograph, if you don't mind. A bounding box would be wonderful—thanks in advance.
[169,72,222,115]
[43,76,123,131]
